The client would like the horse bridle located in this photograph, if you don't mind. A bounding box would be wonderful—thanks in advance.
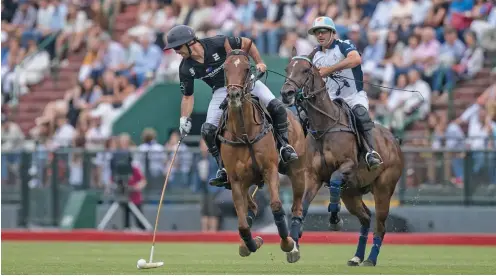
[283,55,347,140]
[225,49,254,96]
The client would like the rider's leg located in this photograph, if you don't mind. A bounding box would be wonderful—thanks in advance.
[351,102,383,170]
[202,87,229,188]
[251,80,298,163]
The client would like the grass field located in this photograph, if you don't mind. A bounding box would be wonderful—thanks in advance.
[2,241,496,274]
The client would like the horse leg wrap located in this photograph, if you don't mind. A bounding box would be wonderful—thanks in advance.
[327,179,343,213]
[290,216,304,244]
[272,209,289,239]
[355,226,370,260]
[247,209,256,228]
[367,235,383,265]
[302,200,310,219]
[239,228,258,252]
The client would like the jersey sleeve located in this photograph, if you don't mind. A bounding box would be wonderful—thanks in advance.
[179,61,195,96]
[337,40,359,57]
[226,36,243,50]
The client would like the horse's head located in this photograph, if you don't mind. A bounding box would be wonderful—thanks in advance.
[224,48,252,109]
[281,47,318,106]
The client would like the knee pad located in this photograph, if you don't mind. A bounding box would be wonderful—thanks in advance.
[267,99,289,129]
[201,123,218,150]
[352,104,374,131]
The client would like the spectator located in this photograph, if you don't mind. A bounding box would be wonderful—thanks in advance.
[93,136,117,189]
[391,0,415,23]
[414,27,441,76]
[345,23,367,54]
[255,0,285,55]
[232,0,255,37]
[54,3,92,64]
[78,37,101,82]
[117,33,143,77]
[362,31,386,73]
[91,33,126,80]
[85,112,110,150]
[3,0,36,39]
[369,0,398,31]
[66,77,102,129]
[68,134,86,188]
[137,128,166,190]
[432,30,484,103]
[2,37,50,96]
[164,129,193,190]
[278,30,313,58]
[128,0,165,38]
[412,0,433,26]
[454,104,496,182]
[49,114,76,150]
[2,39,25,99]
[1,114,25,185]
[133,32,162,87]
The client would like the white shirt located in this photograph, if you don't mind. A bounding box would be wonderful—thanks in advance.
[137,142,166,177]
[312,39,365,99]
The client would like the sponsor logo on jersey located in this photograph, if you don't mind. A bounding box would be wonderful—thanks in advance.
[212,53,220,61]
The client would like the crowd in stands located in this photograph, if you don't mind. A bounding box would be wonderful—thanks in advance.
[2,0,496,192]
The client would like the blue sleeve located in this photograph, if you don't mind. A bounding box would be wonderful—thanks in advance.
[337,40,358,57]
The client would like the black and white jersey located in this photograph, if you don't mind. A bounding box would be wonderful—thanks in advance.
[178,35,243,96]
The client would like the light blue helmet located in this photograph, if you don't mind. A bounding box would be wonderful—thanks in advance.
[308,16,336,35]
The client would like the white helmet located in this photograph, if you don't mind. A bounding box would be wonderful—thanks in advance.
[308,16,336,35]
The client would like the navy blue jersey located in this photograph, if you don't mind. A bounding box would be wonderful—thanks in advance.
[179,35,243,96]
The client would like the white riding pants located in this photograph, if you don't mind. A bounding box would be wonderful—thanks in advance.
[329,90,370,111]
[205,80,276,127]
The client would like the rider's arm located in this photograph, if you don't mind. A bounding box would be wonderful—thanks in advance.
[224,36,263,64]
[322,40,362,75]
[179,62,195,118]
[245,38,264,65]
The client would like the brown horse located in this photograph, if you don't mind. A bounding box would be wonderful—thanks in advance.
[218,44,307,262]
[280,48,404,266]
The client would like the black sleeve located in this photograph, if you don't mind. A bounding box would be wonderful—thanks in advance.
[226,36,243,50]
[179,61,195,96]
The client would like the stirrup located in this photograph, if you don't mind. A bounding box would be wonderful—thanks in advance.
[365,151,383,169]
[280,144,298,163]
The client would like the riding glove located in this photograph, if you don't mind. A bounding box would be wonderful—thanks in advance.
[179,116,192,136]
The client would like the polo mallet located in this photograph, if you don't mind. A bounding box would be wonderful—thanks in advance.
[136,134,186,269]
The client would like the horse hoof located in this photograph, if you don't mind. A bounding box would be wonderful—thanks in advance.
[347,256,362,266]
[280,237,295,252]
[254,236,264,249]
[329,218,343,231]
[239,236,263,257]
[360,260,376,267]
[286,242,300,263]
[239,243,251,257]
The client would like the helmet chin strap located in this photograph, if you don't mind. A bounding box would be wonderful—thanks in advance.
[185,40,197,57]
[323,32,335,48]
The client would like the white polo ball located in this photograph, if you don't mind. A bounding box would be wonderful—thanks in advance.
[137,258,147,269]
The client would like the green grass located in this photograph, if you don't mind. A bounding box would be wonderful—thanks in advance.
[2,242,496,274]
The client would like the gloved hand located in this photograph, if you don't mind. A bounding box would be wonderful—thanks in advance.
[179,116,192,137]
